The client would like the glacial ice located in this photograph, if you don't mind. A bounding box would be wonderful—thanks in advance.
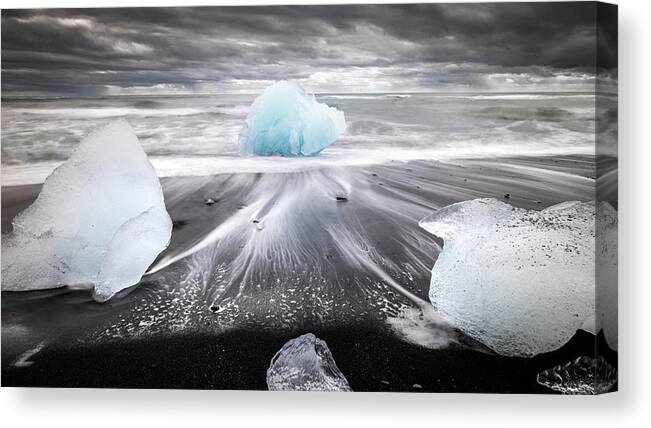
[536,356,617,394]
[266,333,352,391]
[1,119,172,302]
[419,198,618,357]
[239,81,346,156]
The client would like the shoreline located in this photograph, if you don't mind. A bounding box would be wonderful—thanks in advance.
[0,152,612,188]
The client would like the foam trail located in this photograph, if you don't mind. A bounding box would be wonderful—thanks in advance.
[148,167,433,299]
[147,200,263,274]
[143,166,461,347]
[326,227,459,349]
[13,341,47,368]
[327,225,431,311]
[97,158,596,346]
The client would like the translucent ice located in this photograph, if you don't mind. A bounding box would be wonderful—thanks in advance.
[419,198,618,357]
[1,120,172,302]
[537,356,617,394]
[239,81,346,156]
[266,333,352,391]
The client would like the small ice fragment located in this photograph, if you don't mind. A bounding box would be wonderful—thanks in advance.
[419,198,618,357]
[1,120,172,302]
[266,333,352,391]
[536,356,617,394]
[239,81,346,156]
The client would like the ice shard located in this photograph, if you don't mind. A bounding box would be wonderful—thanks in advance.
[537,356,617,394]
[239,81,346,156]
[419,198,618,357]
[266,333,352,391]
[1,119,172,302]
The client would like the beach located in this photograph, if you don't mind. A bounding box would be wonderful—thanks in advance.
[1,154,617,391]
[1,89,618,391]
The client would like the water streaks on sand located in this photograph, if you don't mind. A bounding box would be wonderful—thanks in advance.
[2,157,599,349]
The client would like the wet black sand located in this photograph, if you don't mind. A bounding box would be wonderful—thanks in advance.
[1,155,617,392]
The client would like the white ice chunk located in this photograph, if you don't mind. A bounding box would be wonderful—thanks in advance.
[536,356,617,394]
[419,198,617,357]
[239,81,346,156]
[1,120,172,302]
[266,333,352,391]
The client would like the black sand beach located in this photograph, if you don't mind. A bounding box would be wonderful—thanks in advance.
[2,323,615,393]
[1,155,617,392]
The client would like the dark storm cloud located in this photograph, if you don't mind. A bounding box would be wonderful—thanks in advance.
[1,2,616,95]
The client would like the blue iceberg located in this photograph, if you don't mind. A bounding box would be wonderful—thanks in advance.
[239,81,346,156]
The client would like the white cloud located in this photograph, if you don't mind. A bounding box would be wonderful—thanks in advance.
[112,41,155,55]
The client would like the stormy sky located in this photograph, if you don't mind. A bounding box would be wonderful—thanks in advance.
[1,2,617,96]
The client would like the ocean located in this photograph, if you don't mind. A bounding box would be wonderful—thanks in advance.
[1,92,616,185]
